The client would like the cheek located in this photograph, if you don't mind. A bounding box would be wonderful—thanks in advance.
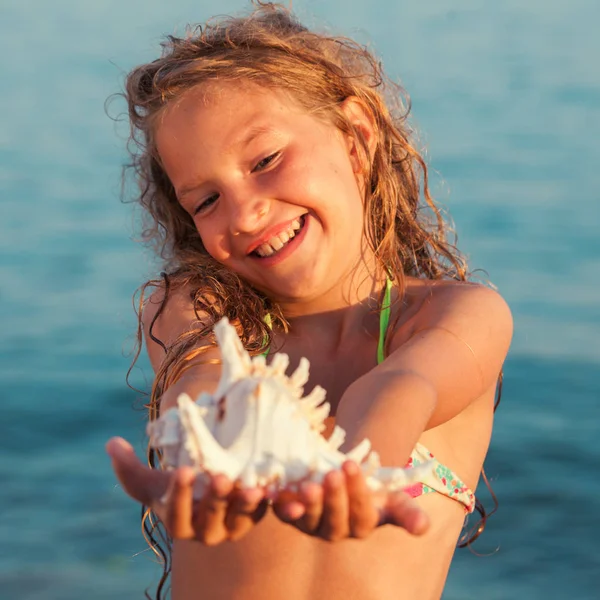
[321,146,364,204]
[195,222,227,261]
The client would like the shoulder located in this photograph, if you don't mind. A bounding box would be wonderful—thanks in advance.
[141,282,212,372]
[381,279,512,420]
[412,279,513,347]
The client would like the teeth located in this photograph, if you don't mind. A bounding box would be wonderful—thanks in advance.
[254,217,305,258]
[256,243,274,257]
[270,237,284,251]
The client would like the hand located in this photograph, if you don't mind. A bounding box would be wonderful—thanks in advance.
[106,437,269,545]
[272,461,429,541]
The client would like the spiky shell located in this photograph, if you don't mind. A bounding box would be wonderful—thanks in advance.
[147,318,432,497]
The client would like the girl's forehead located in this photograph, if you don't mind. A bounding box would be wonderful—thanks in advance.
[154,82,344,188]
[156,81,331,150]
[164,81,304,123]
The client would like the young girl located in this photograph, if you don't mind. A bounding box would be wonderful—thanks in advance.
[107,4,512,599]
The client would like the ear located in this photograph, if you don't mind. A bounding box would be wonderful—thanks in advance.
[339,97,378,174]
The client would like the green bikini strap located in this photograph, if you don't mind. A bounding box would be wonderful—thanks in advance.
[261,278,392,362]
[377,277,392,365]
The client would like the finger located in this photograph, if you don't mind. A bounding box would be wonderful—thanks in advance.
[106,437,167,506]
[164,467,196,539]
[318,470,349,541]
[225,488,268,541]
[380,492,430,536]
[193,474,233,546]
[343,461,378,539]
[295,481,323,534]
[272,489,305,523]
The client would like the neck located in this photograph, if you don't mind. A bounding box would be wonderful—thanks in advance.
[276,254,388,352]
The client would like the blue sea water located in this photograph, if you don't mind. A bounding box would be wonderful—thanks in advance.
[1,1,598,598]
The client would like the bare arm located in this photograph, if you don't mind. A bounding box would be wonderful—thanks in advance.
[110,283,439,542]
[337,284,513,465]
[141,285,222,410]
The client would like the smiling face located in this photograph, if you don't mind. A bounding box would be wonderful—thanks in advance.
[155,82,375,309]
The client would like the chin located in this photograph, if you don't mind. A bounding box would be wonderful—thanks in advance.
[253,272,321,302]
[259,281,314,302]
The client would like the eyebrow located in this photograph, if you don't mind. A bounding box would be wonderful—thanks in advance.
[176,125,277,200]
[237,124,277,149]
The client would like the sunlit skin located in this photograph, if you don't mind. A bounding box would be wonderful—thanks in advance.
[107,82,513,600]
[157,83,378,315]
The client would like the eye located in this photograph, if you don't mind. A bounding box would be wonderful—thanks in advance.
[193,193,219,215]
[252,152,280,173]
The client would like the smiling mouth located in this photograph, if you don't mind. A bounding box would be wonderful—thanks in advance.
[250,214,307,258]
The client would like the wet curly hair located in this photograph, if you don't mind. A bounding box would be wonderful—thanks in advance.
[121,3,499,598]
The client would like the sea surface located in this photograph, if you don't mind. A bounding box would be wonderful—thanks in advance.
[1,1,599,598]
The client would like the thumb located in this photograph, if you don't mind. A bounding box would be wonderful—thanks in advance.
[106,437,167,506]
[380,492,430,536]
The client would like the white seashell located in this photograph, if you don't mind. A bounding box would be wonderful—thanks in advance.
[147,317,433,497]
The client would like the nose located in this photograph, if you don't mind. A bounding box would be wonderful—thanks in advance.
[228,194,270,236]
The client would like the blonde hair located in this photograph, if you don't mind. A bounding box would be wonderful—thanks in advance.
[121,3,489,598]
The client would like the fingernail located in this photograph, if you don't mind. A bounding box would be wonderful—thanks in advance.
[300,481,320,500]
[243,488,262,503]
[286,502,305,520]
[211,474,232,496]
[176,467,195,486]
[327,471,343,487]
[105,437,129,459]
[344,461,359,476]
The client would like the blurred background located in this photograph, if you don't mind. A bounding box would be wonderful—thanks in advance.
[1,0,598,598]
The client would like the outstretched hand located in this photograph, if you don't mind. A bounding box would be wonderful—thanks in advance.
[106,437,269,545]
[107,440,428,545]
[272,461,430,540]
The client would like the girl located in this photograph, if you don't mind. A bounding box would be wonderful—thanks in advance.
[107,4,512,599]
